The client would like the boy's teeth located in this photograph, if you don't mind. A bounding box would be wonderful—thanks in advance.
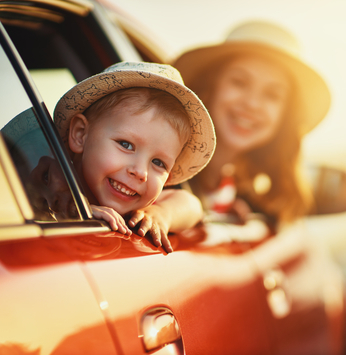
[110,179,136,196]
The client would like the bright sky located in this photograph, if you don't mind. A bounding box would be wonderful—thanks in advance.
[110,0,346,170]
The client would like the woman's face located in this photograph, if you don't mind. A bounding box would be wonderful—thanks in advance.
[209,54,291,155]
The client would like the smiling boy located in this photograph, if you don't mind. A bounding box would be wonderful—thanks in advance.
[54,62,215,252]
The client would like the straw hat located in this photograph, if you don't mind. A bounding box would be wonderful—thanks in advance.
[54,61,216,186]
[174,20,331,134]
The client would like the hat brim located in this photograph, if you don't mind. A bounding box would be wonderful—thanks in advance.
[174,41,331,135]
[53,68,216,186]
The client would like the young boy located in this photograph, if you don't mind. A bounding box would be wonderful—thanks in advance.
[54,61,215,252]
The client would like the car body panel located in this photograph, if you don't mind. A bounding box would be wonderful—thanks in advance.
[85,247,272,354]
[0,256,116,355]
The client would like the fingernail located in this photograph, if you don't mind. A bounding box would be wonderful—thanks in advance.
[139,228,145,236]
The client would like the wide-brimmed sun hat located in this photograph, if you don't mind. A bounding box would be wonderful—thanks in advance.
[54,61,216,186]
[173,20,331,135]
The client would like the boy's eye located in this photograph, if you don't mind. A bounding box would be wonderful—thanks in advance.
[118,140,134,150]
[152,158,166,170]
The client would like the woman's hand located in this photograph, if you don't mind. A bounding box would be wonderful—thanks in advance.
[91,205,132,236]
[127,205,173,254]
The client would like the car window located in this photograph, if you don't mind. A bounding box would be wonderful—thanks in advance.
[30,68,77,117]
[0,43,81,223]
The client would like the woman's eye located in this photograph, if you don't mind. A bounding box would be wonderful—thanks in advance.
[118,141,133,150]
[226,73,247,88]
[265,90,284,102]
[152,158,166,169]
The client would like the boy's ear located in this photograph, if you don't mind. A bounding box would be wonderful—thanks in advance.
[68,113,89,154]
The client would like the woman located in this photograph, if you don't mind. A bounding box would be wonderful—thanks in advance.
[174,20,331,233]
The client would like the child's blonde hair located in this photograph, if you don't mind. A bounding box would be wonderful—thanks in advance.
[83,87,191,145]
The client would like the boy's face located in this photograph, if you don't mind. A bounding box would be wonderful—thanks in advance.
[74,104,184,215]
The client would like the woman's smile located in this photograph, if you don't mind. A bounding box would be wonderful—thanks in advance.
[227,110,261,131]
[211,54,290,154]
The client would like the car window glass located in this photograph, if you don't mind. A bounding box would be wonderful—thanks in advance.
[29,68,77,117]
[0,43,81,222]
[0,46,31,128]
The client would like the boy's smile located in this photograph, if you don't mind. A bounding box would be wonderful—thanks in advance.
[70,103,184,215]
[108,179,138,197]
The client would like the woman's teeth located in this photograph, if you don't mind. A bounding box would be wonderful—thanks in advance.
[233,115,255,129]
[109,179,137,196]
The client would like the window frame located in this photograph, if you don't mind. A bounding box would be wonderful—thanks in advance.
[0,22,116,242]
[0,22,92,219]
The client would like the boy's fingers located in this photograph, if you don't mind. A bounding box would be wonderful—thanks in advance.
[109,220,118,231]
[91,205,131,235]
[115,216,132,235]
[161,231,173,254]
[128,210,145,227]
[117,223,131,235]
[138,216,152,237]
[150,224,162,247]
[93,210,118,231]
[113,222,131,235]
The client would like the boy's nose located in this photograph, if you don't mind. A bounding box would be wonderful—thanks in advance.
[127,164,148,182]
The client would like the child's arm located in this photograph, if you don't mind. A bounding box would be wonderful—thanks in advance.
[91,205,132,236]
[128,189,203,253]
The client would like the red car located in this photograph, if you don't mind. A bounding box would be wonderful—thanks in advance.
[0,1,345,354]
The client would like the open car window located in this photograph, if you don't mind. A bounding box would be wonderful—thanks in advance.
[0,41,81,223]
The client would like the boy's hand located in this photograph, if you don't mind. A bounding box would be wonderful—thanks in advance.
[127,205,173,253]
[91,205,132,236]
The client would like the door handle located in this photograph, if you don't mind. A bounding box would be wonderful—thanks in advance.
[140,307,183,354]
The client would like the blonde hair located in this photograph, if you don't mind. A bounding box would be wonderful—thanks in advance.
[83,87,191,145]
[189,56,313,223]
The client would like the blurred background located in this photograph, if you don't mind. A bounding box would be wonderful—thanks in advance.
[109,0,346,172]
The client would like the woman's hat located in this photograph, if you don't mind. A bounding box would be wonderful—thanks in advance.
[54,61,216,186]
[173,20,331,134]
